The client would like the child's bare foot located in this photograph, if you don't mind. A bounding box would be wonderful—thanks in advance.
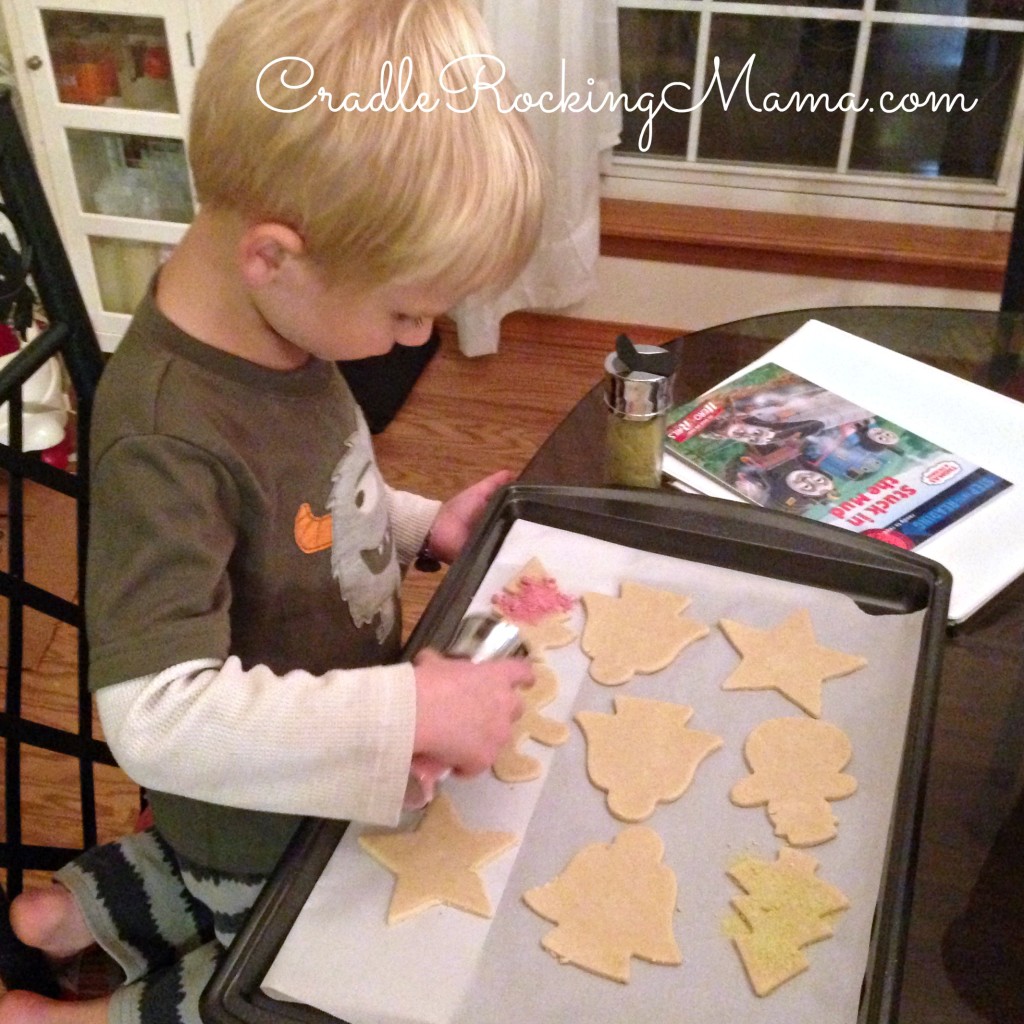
[0,990,110,1024]
[8,888,94,961]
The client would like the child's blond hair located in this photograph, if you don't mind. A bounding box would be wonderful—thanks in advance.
[189,0,544,297]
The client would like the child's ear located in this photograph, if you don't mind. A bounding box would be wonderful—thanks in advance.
[238,223,306,288]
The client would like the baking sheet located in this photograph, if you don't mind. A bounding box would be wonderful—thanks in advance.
[661,318,1024,624]
[262,517,927,1024]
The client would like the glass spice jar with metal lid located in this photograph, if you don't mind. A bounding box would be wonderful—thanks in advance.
[604,334,677,488]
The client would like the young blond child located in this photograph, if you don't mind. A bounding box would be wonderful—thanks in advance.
[0,2,543,1022]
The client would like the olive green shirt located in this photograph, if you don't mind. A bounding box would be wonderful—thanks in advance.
[87,292,403,873]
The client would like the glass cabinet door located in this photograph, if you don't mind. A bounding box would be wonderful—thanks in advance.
[11,1,195,349]
[66,129,193,223]
[41,10,179,112]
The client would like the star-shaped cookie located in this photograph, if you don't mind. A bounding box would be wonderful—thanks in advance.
[719,608,867,717]
[358,793,517,924]
[576,696,722,821]
[581,582,709,686]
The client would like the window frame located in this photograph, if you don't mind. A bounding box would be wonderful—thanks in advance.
[607,1,1024,218]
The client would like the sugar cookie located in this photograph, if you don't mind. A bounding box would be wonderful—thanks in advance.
[492,557,576,657]
[522,826,682,983]
[731,717,857,846]
[581,582,709,686]
[493,662,570,783]
[358,793,517,924]
[720,608,866,717]
[725,846,850,996]
[576,696,722,821]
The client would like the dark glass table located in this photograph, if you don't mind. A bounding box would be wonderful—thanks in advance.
[520,306,1024,1024]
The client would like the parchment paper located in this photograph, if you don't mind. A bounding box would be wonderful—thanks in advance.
[262,518,928,1024]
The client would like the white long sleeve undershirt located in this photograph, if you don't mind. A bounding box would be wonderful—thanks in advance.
[96,485,441,829]
[96,655,417,827]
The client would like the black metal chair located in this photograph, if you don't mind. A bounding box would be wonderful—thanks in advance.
[0,85,107,995]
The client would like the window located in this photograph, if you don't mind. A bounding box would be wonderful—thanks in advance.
[611,1,1024,214]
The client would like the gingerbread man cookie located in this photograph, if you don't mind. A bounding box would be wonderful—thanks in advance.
[730,717,857,846]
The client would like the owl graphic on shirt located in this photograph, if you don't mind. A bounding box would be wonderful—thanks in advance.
[293,414,401,643]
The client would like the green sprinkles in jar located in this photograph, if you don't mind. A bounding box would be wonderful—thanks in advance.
[603,337,675,489]
[606,413,664,487]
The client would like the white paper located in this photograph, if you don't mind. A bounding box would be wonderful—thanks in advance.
[263,519,927,1024]
[661,319,1024,623]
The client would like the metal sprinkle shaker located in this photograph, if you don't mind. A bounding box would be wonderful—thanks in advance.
[604,335,676,488]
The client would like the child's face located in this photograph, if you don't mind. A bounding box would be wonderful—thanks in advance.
[257,260,455,362]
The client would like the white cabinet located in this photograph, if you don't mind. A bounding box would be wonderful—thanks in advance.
[1,1,232,350]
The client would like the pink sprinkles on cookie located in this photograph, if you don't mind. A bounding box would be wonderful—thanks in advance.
[492,575,575,626]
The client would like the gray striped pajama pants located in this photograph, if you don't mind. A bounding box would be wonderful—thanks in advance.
[54,828,265,1024]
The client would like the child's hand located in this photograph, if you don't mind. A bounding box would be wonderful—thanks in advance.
[412,647,533,776]
[426,470,514,563]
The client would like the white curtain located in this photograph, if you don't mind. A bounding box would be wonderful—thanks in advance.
[452,0,621,356]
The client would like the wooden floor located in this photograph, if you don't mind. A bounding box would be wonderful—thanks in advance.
[0,312,682,901]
